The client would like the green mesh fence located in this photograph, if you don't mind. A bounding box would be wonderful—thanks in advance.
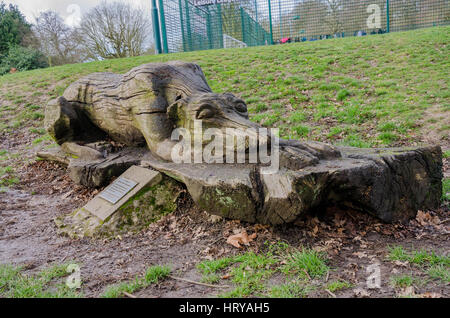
[155,0,450,53]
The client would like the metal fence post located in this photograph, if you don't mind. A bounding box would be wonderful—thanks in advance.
[278,0,282,39]
[386,0,390,33]
[178,0,187,52]
[185,0,192,51]
[151,0,162,54]
[240,7,246,45]
[218,4,224,48]
[268,0,274,44]
[158,0,168,53]
[206,7,213,49]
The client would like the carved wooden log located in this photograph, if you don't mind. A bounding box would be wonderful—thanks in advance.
[67,147,148,187]
[142,145,442,224]
[38,141,442,224]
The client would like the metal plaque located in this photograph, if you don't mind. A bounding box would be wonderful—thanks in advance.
[98,177,138,204]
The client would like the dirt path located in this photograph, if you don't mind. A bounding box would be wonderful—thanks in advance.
[0,184,215,297]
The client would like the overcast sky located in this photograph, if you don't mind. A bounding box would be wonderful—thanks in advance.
[3,0,152,26]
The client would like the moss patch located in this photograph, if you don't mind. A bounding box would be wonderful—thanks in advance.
[55,176,182,238]
[107,177,182,233]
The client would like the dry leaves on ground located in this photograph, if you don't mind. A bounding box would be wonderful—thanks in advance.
[353,288,371,298]
[416,210,441,227]
[226,230,257,249]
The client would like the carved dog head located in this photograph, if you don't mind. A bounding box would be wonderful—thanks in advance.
[168,93,256,128]
[169,92,260,129]
[167,92,265,152]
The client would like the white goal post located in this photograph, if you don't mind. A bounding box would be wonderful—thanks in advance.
[223,34,247,49]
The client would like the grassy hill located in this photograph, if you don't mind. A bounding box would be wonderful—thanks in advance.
[0,26,449,194]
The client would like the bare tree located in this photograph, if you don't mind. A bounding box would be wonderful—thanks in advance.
[34,10,85,66]
[80,1,151,59]
[323,0,343,34]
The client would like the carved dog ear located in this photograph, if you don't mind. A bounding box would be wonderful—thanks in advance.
[167,97,188,123]
[222,92,236,99]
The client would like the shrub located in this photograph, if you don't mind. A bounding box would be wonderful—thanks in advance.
[0,45,48,75]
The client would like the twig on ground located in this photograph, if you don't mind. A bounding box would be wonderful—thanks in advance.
[302,269,311,280]
[209,237,223,245]
[122,291,137,298]
[325,289,337,298]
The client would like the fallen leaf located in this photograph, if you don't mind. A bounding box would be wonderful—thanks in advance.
[353,288,370,298]
[416,210,440,226]
[208,214,223,223]
[253,224,269,232]
[415,232,426,240]
[352,251,367,259]
[312,225,319,236]
[419,292,441,298]
[226,230,257,249]
[393,260,408,267]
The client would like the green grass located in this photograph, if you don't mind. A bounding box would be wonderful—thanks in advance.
[378,132,399,145]
[0,263,83,298]
[0,26,448,151]
[221,252,278,298]
[387,246,449,267]
[387,246,450,285]
[292,125,310,137]
[269,281,313,298]
[443,178,450,201]
[201,273,221,284]
[197,257,236,276]
[336,89,350,101]
[144,265,171,284]
[342,134,372,148]
[0,166,19,187]
[325,280,352,293]
[280,248,329,279]
[427,264,450,283]
[29,128,46,135]
[102,277,144,298]
[390,274,415,288]
[196,242,330,298]
[102,265,170,298]
[288,112,307,123]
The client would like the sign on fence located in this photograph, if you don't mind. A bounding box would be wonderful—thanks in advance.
[193,0,240,7]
